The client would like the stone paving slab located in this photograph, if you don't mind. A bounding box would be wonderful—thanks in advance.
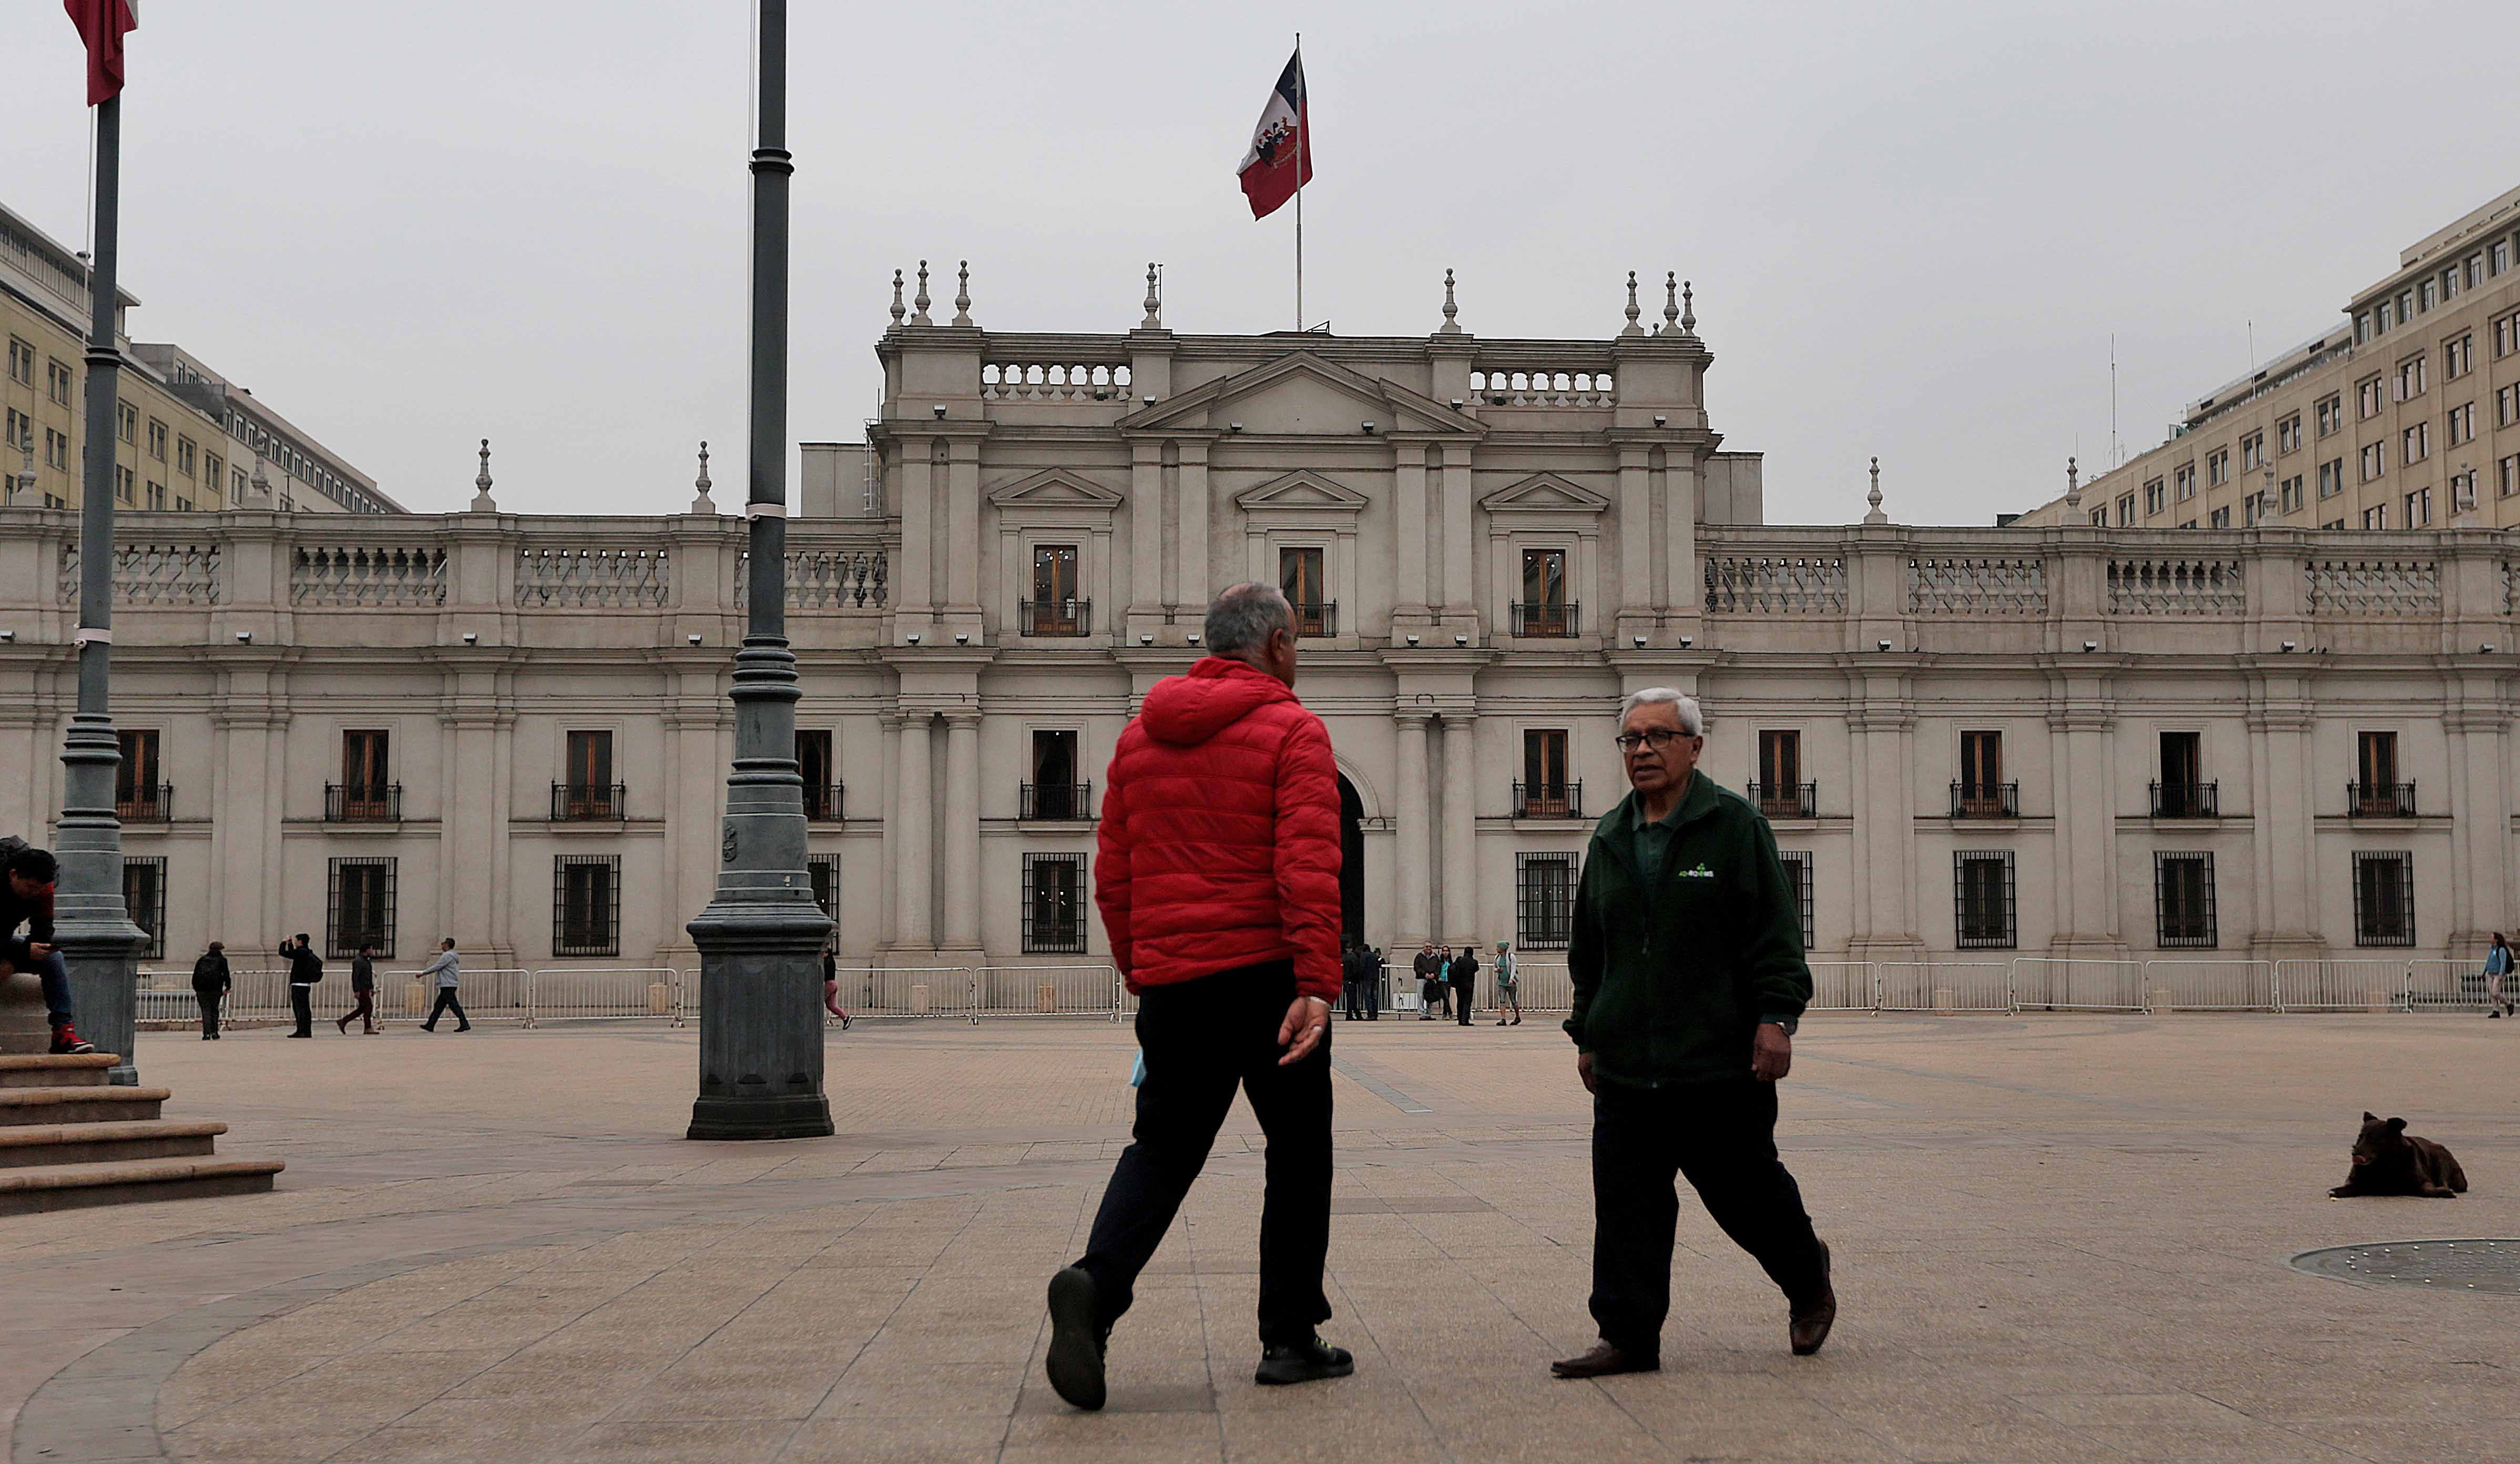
[3,1014,2518,1462]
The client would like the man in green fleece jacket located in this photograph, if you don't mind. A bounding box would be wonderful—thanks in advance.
[1550,688,1835,1379]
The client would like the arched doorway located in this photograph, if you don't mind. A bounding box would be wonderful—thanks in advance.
[1337,774,1365,945]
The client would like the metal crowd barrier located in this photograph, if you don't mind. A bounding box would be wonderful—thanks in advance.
[528,968,681,1025]
[2270,958,2410,1013]
[2011,958,2147,1013]
[972,964,1126,1020]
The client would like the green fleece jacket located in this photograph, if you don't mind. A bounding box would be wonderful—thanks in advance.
[1563,772,1812,1087]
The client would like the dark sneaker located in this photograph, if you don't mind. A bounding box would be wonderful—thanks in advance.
[1790,1241,1837,1356]
[1255,1334,1353,1386]
[1044,1266,1108,1411]
[48,1025,95,1056]
[1550,1341,1659,1378]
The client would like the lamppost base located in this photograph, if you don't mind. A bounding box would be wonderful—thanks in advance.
[688,1092,835,1142]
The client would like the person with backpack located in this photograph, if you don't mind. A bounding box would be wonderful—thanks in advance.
[336,942,379,1034]
[1493,940,1522,1026]
[0,840,95,1054]
[191,941,231,1040]
[278,933,324,1039]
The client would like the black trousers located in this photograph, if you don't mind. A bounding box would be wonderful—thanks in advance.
[1342,978,1363,1019]
[195,990,221,1038]
[425,989,468,1028]
[1452,980,1474,1024]
[1074,959,1332,1345]
[289,985,313,1037]
[342,988,376,1030]
[1589,1077,1827,1357]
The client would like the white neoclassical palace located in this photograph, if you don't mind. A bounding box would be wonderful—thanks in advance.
[0,268,2514,986]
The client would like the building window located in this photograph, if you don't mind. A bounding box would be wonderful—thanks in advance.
[2495,309,2520,359]
[46,360,73,405]
[123,857,167,961]
[1519,728,1575,817]
[2445,401,2474,446]
[46,428,69,470]
[807,857,838,920]
[2206,448,2228,486]
[1516,548,1574,636]
[177,437,196,476]
[116,465,134,501]
[145,419,167,460]
[2444,334,2472,380]
[2208,506,2230,529]
[2153,852,2215,949]
[115,728,167,821]
[2317,459,2343,498]
[1025,543,1085,636]
[2395,354,2427,401]
[2417,279,2436,312]
[552,855,622,958]
[145,479,165,511]
[1755,729,1812,818]
[2361,503,2388,530]
[2356,375,2384,419]
[2314,394,2342,437]
[2499,453,2520,498]
[4,338,30,384]
[2239,432,2263,470]
[2174,463,2195,500]
[2496,241,2514,277]
[2142,477,2165,515]
[2497,384,2518,429]
[117,402,136,444]
[797,729,841,820]
[2352,851,2415,948]
[1954,851,2016,950]
[2359,442,2385,482]
[1515,853,1578,950]
[557,730,619,819]
[2278,474,2303,515]
[1777,849,1815,950]
[2322,518,2346,531]
[1956,730,2010,817]
[2400,421,2429,464]
[2116,492,2135,524]
[1278,546,1332,637]
[2354,731,2404,815]
[2402,488,2431,527]
[328,857,397,959]
[2155,730,2209,817]
[1022,853,1088,954]
[2089,507,2108,527]
[1025,729,1086,820]
[2276,413,2302,454]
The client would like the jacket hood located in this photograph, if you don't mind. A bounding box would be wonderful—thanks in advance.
[1140,657,1297,746]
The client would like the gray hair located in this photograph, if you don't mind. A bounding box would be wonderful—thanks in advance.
[1619,686,1705,735]
[1204,582,1294,654]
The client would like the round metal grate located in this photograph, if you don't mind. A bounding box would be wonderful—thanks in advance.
[2290,1239,2520,1295]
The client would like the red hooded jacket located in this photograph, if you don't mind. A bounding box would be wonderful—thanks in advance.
[1096,657,1342,1002]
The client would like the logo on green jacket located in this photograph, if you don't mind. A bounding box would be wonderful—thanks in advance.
[1677,862,1716,879]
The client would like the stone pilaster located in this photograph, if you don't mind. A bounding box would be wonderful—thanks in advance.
[941,709,982,955]
[1440,712,1478,946]
[1393,710,1432,947]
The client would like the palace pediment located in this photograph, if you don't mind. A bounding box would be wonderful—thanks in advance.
[983,467,1126,507]
[1118,352,1482,439]
[1233,470,1372,513]
[1480,472,1611,514]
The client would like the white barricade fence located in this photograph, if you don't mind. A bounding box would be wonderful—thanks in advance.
[528,968,682,1026]
[2141,958,2277,1012]
[821,966,974,1021]
[2272,958,2408,1013]
[1507,960,1573,1013]
[1807,962,1875,1012]
[974,964,1124,1019]
[2011,958,2146,1012]
[1873,961,2011,1012]
[2405,957,2484,1011]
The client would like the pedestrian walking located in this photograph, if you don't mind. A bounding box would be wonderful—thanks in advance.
[418,939,470,1032]
[336,942,379,1034]
[822,942,852,1029]
[1449,944,1480,1026]
[278,934,324,1039]
[1413,942,1444,1020]
[191,941,231,1040]
[1552,688,1834,1379]
[1493,940,1522,1026]
[0,840,94,1054]
[2485,932,2514,1019]
[1361,944,1382,1021]
[1044,583,1351,1411]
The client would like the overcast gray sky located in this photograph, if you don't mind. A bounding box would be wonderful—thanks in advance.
[7,2,2515,524]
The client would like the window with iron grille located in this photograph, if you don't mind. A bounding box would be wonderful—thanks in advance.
[123,857,166,961]
[808,857,838,920]
[2154,852,2216,948]
[2352,851,2415,948]
[328,857,396,959]
[1953,851,2015,949]
[1024,853,1088,954]
[1777,850,1814,950]
[552,855,621,957]
[1516,854,1579,950]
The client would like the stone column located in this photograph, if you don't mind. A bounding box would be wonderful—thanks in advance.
[2245,684,2322,959]
[1393,443,1430,624]
[1440,712,1477,946]
[942,709,982,953]
[2443,683,2513,950]
[878,712,901,947]
[1394,711,1433,946]
[892,708,935,954]
[1440,448,1475,630]
[1845,683,1923,959]
[2046,695,2121,954]
[1178,440,1211,611]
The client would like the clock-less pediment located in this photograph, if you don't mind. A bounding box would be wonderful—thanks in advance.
[1119,352,1481,439]
[1480,472,1611,514]
[984,467,1126,507]
[1233,470,1371,513]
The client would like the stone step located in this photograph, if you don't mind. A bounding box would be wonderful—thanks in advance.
[0,1119,227,1170]
[0,1053,118,1089]
[0,1086,168,1126]
[0,1156,284,1216]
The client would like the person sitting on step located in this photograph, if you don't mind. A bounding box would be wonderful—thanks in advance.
[0,839,96,1055]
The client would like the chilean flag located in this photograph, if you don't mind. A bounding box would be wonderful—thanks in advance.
[1237,50,1311,221]
[64,0,138,106]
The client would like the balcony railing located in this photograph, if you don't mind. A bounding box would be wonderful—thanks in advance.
[1511,601,1580,637]
[115,784,172,824]
[1950,781,2019,819]
[1748,781,1817,819]
[552,782,626,821]
[2348,780,2417,818]
[804,782,845,821]
[1511,780,1583,819]
[1290,601,1338,638]
[325,783,403,822]
[1019,598,1091,637]
[1020,781,1094,821]
[2149,781,2219,818]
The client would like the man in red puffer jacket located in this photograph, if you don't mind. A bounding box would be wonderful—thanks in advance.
[1043,582,1350,1410]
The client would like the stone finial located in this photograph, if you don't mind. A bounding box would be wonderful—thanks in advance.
[2064,455,2082,510]
[1140,262,1162,329]
[889,269,906,325]
[952,260,973,327]
[690,440,716,514]
[1660,272,1680,335]
[1864,456,1888,525]
[912,260,932,326]
[1680,279,1696,336]
[1620,271,1645,336]
[1438,268,1462,334]
[468,438,496,513]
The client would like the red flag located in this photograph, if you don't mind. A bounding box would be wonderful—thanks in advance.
[64,0,138,107]
[1236,50,1311,221]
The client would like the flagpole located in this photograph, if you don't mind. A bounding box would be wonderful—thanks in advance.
[1293,32,1303,331]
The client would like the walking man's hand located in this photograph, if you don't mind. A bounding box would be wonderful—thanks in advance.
[1751,1023,1792,1082]
[1576,1051,1597,1094]
[1278,995,1330,1065]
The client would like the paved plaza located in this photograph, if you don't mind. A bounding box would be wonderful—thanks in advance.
[2,1011,2516,1463]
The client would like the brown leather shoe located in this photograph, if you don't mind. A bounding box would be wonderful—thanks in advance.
[1789,1241,1836,1356]
[1550,1342,1659,1379]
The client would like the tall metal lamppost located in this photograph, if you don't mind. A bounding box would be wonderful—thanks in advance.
[687,0,834,1141]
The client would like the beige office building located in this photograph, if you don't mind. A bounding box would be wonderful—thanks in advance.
[2018,184,2520,533]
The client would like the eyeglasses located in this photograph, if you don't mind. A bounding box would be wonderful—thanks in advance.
[1614,729,1695,753]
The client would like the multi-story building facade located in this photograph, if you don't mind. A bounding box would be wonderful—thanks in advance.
[2,199,397,515]
[2018,184,2520,532]
[0,273,2511,995]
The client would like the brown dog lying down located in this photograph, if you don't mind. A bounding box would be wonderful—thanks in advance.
[2330,1112,2468,1198]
